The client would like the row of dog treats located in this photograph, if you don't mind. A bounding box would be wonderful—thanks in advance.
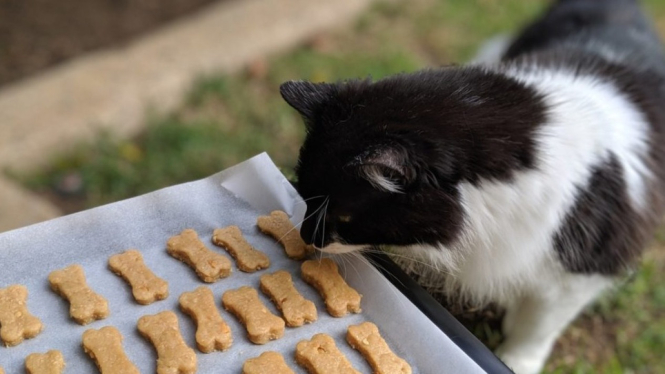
[11,321,410,374]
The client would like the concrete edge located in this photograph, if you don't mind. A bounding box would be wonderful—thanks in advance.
[0,0,376,172]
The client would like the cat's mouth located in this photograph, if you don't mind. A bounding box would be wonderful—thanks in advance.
[307,231,369,254]
[315,242,369,254]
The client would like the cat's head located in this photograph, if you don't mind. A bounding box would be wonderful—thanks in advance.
[280,69,542,254]
[280,77,467,254]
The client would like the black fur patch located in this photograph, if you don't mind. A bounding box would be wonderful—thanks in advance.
[526,52,665,274]
[553,155,646,274]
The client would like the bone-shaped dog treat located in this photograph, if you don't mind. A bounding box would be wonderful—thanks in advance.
[295,333,360,374]
[301,258,362,317]
[167,229,232,282]
[137,311,197,374]
[256,211,313,260]
[0,284,43,346]
[347,322,412,374]
[48,264,109,325]
[243,351,295,374]
[108,249,169,305]
[179,286,233,353]
[222,286,284,345]
[260,270,317,327]
[212,226,270,272]
[25,350,65,374]
[82,326,140,374]
[0,366,4,374]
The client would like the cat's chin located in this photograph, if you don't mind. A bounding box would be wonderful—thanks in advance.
[316,243,368,254]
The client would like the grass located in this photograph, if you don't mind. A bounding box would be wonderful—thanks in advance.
[545,245,665,373]
[10,0,665,372]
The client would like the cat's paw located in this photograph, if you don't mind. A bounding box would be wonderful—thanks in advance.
[495,344,545,374]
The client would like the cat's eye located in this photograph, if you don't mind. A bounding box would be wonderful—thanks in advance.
[338,215,352,223]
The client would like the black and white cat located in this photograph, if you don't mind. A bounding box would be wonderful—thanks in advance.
[280,0,665,373]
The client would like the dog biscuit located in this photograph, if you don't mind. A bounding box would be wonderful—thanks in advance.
[179,286,233,353]
[48,264,109,325]
[108,249,169,304]
[301,258,362,317]
[0,285,43,346]
[222,286,284,344]
[25,350,65,374]
[243,351,295,374]
[82,326,140,374]
[260,270,317,327]
[257,211,313,260]
[212,226,270,272]
[137,311,197,374]
[167,229,232,282]
[347,322,412,374]
[295,333,360,374]
[0,366,4,374]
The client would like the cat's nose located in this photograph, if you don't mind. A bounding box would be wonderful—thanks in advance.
[310,229,333,248]
[300,216,316,245]
[299,216,334,247]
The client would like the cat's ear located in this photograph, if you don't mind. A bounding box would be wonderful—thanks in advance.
[350,146,415,193]
[280,80,335,120]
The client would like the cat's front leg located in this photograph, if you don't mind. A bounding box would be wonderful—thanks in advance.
[495,274,613,374]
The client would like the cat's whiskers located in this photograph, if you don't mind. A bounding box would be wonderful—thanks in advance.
[316,200,330,263]
[341,252,362,281]
[340,252,377,305]
[292,195,326,205]
[361,247,449,274]
[414,238,443,273]
[355,250,404,288]
[320,199,329,250]
[276,196,327,244]
[335,252,351,285]
[310,197,329,245]
[348,251,408,310]
[311,199,327,244]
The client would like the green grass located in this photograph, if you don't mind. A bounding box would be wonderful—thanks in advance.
[545,248,665,373]
[10,0,665,372]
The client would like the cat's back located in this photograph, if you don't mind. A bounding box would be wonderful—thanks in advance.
[505,0,664,69]
[501,0,665,157]
[505,0,665,88]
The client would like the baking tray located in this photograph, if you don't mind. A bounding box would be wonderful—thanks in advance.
[0,153,495,373]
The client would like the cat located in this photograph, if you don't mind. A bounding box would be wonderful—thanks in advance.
[280,0,665,373]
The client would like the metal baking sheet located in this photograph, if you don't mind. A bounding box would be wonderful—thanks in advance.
[0,153,485,373]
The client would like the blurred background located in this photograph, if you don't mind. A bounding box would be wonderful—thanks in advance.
[1,0,663,372]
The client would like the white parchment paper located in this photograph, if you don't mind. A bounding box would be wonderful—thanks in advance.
[0,153,485,373]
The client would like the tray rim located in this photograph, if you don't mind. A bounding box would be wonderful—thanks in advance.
[364,251,514,374]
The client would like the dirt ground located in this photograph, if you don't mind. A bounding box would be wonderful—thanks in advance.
[0,0,227,86]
